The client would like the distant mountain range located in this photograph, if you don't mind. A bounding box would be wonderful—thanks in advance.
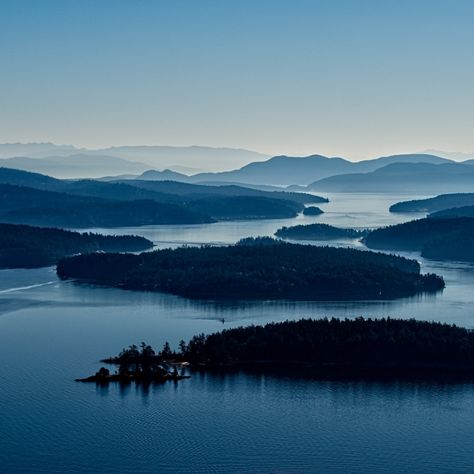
[2,144,474,191]
[0,143,269,176]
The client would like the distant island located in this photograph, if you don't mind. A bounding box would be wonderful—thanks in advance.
[80,318,474,382]
[276,223,369,240]
[57,238,444,300]
[390,193,474,214]
[0,223,153,268]
[302,206,324,216]
[364,217,474,262]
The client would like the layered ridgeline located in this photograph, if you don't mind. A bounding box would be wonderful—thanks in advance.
[0,223,153,268]
[390,193,474,213]
[0,168,325,226]
[307,162,474,194]
[364,217,474,261]
[57,238,444,300]
[276,223,369,240]
[92,318,474,379]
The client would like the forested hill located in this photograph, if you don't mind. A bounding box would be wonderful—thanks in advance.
[57,238,444,300]
[0,168,327,223]
[364,217,474,262]
[0,223,153,269]
[390,193,474,213]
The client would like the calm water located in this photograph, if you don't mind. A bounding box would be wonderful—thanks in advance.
[1,193,474,473]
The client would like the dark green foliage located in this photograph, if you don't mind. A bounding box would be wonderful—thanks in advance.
[430,205,474,219]
[0,184,213,227]
[0,223,153,268]
[302,206,324,216]
[187,196,303,219]
[57,240,444,300]
[178,318,474,371]
[390,193,474,213]
[276,223,369,240]
[364,217,474,262]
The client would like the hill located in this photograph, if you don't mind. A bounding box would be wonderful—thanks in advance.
[0,184,213,227]
[430,206,474,219]
[0,223,153,268]
[57,238,444,300]
[390,193,474,213]
[0,168,326,222]
[364,217,474,262]
[308,162,474,193]
[189,153,452,186]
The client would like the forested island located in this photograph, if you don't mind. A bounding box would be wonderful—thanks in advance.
[0,223,153,268]
[302,206,324,216]
[390,193,474,213]
[57,238,444,300]
[276,223,369,240]
[364,217,474,262]
[81,318,474,382]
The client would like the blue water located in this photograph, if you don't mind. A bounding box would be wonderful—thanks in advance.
[1,193,474,473]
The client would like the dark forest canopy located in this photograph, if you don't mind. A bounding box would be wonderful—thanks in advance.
[390,193,474,213]
[364,217,474,262]
[0,223,153,268]
[57,238,444,300]
[430,205,474,219]
[186,195,303,219]
[276,223,369,240]
[0,184,213,227]
[109,318,474,378]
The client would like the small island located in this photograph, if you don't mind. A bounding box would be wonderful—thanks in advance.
[76,342,189,384]
[57,238,444,300]
[275,223,369,240]
[79,318,474,382]
[302,206,324,216]
[0,223,153,269]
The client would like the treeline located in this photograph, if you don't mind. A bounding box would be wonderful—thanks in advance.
[109,318,474,377]
[180,318,474,374]
[0,223,153,268]
[275,223,369,240]
[57,238,444,300]
[364,217,474,262]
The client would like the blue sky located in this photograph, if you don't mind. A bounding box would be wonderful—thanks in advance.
[1,0,473,159]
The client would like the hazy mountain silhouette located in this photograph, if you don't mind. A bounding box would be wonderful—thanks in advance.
[0,154,151,179]
[307,162,474,193]
[188,153,452,186]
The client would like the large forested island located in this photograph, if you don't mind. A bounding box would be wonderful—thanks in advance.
[364,217,474,262]
[57,238,443,300]
[275,223,369,240]
[83,318,474,381]
[0,223,153,268]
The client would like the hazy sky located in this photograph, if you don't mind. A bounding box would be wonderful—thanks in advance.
[1,0,474,159]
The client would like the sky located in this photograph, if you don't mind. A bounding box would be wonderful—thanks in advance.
[1,0,474,160]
